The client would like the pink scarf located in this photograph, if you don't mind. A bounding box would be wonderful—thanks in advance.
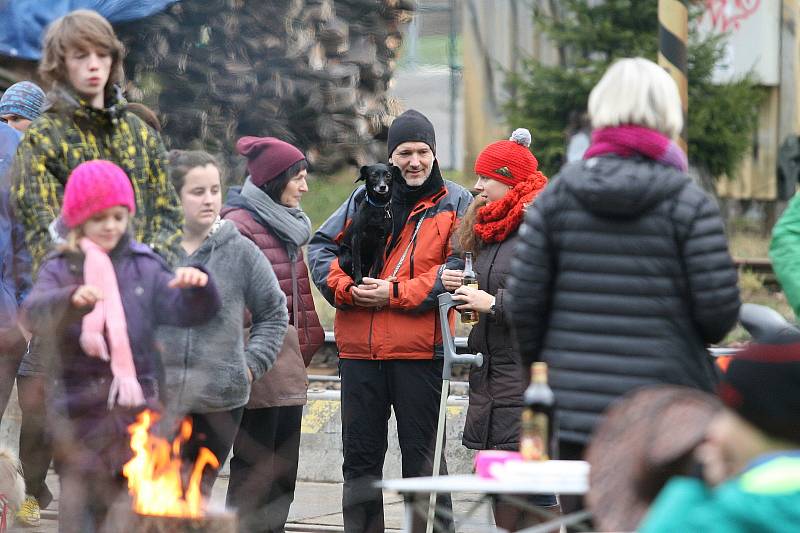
[79,238,145,409]
[583,125,688,172]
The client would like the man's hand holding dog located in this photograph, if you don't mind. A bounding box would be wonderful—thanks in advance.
[351,277,393,308]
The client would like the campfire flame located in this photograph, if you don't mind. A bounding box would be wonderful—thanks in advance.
[123,409,219,518]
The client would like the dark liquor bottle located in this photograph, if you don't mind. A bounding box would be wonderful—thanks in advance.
[461,251,479,325]
[520,362,555,461]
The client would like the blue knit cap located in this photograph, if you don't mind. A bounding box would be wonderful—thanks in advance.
[0,81,46,122]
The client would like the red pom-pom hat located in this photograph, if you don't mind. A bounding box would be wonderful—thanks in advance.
[474,128,539,186]
[472,129,548,243]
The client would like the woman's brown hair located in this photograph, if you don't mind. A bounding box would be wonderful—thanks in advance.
[456,194,487,257]
[38,10,125,94]
[168,150,222,192]
[257,159,308,204]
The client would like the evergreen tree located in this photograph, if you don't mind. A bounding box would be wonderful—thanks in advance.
[505,0,762,179]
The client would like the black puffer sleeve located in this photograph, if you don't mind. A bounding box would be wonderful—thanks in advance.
[507,193,554,369]
[673,184,741,343]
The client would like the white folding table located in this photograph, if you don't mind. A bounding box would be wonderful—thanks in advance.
[380,460,591,533]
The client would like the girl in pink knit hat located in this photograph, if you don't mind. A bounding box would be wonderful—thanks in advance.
[21,159,221,532]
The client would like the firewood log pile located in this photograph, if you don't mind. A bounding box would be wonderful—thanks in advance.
[115,0,414,174]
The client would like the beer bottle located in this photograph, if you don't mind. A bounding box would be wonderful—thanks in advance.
[520,362,555,461]
[461,251,479,325]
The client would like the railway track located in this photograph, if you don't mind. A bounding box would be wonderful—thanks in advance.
[307,334,473,383]
[308,262,777,379]
[733,256,777,287]
[286,524,402,532]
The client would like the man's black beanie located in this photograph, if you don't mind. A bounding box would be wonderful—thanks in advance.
[719,334,800,444]
[387,109,436,158]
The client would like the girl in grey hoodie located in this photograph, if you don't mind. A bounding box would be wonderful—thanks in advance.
[157,150,288,495]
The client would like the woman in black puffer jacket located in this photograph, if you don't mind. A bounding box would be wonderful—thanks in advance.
[507,58,740,497]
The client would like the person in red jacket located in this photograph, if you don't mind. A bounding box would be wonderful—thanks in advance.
[222,136,324,533]
[309,110,472,533]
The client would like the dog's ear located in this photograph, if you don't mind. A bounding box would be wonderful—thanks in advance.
[354,165,368,183]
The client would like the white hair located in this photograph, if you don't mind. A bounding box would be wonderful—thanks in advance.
[588,57,683,139]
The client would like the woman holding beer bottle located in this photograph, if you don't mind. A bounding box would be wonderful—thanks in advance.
[441,128,551,530]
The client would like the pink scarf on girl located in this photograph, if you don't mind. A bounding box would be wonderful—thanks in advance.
[583,125,688,172]
[78,237,145,409]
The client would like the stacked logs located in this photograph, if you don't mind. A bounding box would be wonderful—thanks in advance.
[115,0,414,174]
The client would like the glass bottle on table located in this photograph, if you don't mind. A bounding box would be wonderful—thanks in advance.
[520,362,555,461]
[460,251,479,325]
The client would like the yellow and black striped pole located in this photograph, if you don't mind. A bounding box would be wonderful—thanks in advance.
[658,0,689,153]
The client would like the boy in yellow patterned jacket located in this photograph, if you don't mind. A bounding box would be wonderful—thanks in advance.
[9,10,183,527]
[12,9,182,273]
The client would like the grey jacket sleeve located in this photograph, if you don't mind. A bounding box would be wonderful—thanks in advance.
[243,241,289,380]
[507,200,553,369]
[676,188,741,344]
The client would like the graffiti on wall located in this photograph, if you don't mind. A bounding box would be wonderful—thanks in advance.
[697,0,777,85]
[703,0,762,33]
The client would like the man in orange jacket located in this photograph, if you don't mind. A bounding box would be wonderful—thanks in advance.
[309,110,472,533]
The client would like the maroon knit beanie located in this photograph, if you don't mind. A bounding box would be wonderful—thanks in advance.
[474,128,539,187]
[236,136,305,187]
[62,160,136,228]
[718,337,800,444]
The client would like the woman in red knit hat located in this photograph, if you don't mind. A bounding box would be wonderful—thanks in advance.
[442,128,553,530]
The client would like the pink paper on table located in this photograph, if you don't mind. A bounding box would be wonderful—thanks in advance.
[474,450,522,479]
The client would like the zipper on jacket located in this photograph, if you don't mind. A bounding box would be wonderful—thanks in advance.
[369,309,376,359]
[409,235,418,279]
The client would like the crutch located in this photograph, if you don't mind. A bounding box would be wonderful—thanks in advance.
[424,292,483,533]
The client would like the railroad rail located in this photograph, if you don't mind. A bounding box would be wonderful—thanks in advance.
[309,259,775,380]
[286,524,402,532]
[308,332,472,387]
[733,256,777,287]
[309,332,738,383]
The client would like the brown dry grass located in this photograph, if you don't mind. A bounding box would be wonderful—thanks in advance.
[725,220,794,342]
[728,227,770,259]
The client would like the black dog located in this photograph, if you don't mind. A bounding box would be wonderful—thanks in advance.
[339,163,393,285]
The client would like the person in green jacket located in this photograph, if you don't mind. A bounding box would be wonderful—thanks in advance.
[640,335,800,532]
[771,195,800,318]
[12,9,182,273]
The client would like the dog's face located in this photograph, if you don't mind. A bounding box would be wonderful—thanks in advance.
[356,163,393,202]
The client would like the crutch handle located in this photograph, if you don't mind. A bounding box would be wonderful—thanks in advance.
[438,292,483,381]
[450,352,483,367]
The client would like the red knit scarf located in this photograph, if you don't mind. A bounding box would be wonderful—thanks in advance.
[474,172,548,243]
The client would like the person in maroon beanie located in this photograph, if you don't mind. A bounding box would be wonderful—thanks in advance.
[222,136,324,533]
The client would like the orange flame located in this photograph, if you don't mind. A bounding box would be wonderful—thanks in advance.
[123,409,219,517]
